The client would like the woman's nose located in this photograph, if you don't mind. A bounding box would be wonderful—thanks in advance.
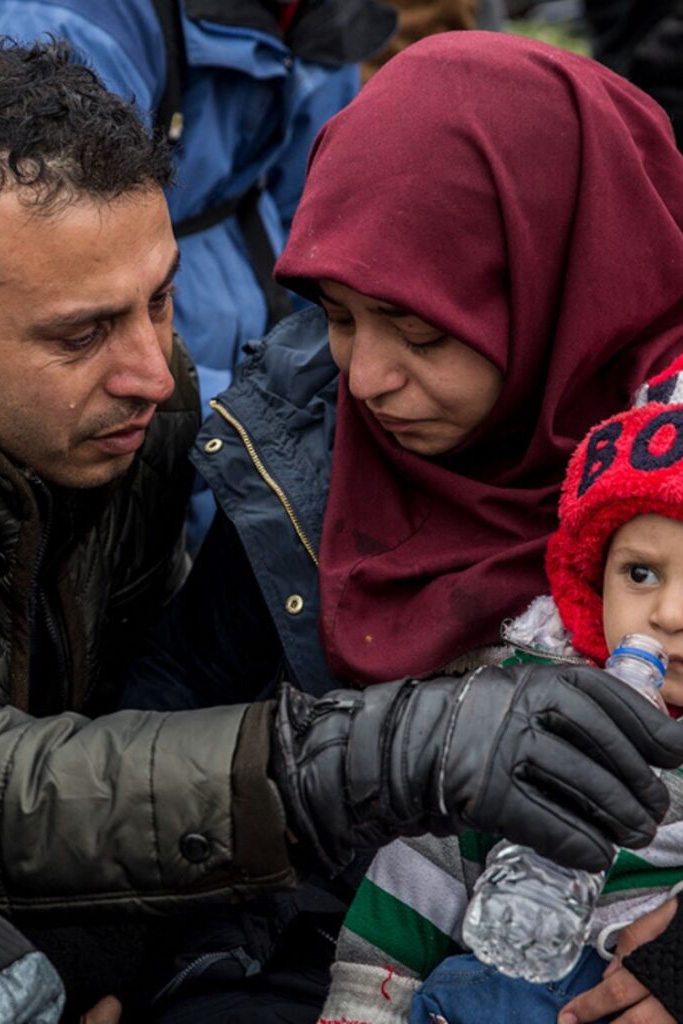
[346,329,406,401]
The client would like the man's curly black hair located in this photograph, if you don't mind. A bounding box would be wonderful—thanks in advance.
[0,38,173,209]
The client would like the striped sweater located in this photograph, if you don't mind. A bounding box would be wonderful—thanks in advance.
[318,596,683,1024]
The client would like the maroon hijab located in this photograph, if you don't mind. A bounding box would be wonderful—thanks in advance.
[275,32,683,685]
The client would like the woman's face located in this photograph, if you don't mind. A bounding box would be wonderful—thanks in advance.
[320,281,504,456]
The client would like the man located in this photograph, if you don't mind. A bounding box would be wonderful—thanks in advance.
[0,0,399,549]
[0,38,681,1024]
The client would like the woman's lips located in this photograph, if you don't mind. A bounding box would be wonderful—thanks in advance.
[373,413,422,432]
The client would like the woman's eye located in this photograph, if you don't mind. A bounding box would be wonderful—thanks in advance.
[401,333,448,355]
[628,564,658,585]
[322,310,354,330]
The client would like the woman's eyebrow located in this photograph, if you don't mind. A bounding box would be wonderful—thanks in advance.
[370,302,412,318]
[317,286,343,305]
[318,286,411,319]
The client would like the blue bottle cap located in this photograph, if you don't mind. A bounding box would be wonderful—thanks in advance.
[610,645,667,682]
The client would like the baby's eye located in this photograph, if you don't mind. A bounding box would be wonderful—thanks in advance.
[628,564,659,585]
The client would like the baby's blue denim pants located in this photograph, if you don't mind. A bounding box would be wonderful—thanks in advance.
[409,947,607,1024]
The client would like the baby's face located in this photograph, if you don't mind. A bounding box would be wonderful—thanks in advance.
[603,514,683,707]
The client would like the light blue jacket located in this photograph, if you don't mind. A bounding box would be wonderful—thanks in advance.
[0,918,64,1023]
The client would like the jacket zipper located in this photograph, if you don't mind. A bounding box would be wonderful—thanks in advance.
[39,590,69,700]
[150,948,260,1006]
[208,399,318,567]
[27,485,70,705]
[500,623,588,667]
[151,952,233,1005]
[28,485,50,611]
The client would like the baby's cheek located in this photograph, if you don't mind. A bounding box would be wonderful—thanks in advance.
[661,670,683,708]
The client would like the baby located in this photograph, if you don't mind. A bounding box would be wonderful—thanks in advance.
[318,355,683,1024]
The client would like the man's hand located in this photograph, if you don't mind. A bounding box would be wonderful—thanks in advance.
[271,664,683,874]
[79,995,123,1024]
[558,900,678,1023]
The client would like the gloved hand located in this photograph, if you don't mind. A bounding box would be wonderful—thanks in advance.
[270,663,683,875]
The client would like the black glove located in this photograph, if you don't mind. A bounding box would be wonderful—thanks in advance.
[623,895,683,1021]
[270,663,683,875]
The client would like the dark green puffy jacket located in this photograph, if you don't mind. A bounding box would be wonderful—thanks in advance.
[0,336,296,917]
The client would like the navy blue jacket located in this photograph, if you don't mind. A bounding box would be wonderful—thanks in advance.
[123,307,342,708]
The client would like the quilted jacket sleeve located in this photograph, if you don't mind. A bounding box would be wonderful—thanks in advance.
[0,700,296,916]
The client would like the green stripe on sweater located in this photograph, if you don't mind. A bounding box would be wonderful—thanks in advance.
[344,877,461,977]
[457,830,500,865]
[604,848,683,894]
[503,651,555,666]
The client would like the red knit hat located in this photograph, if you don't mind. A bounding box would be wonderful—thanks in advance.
[546,355,683,665]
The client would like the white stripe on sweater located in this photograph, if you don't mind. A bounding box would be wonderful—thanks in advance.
[367,840,468,939]
[319,961,419,1024]
[621,818,683,865]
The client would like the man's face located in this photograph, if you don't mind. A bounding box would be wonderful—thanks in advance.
[0,187,179,488]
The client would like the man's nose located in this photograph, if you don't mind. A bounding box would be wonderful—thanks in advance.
[105,321,175,405]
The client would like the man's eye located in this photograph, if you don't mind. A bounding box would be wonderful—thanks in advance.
[628,564,658,585]
[63,324,105,351]
[149,286,175,313]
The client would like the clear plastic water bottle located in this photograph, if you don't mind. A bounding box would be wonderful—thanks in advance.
[461,634,668,983]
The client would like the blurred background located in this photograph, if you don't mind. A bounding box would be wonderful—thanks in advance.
[506,0,588,53]
[364,0,682,147]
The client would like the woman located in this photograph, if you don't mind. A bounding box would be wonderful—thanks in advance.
[271,28,683,688]
[124,31,683,1023]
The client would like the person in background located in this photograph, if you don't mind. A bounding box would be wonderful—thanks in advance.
[0,0,398,549]
[363,0,476,79]
[583,0,683,149]
[121,28,683,1024]
[476,0,506,29]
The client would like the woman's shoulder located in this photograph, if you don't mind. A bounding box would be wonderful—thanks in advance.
[196,306,338,492]
[231,306,338,410]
